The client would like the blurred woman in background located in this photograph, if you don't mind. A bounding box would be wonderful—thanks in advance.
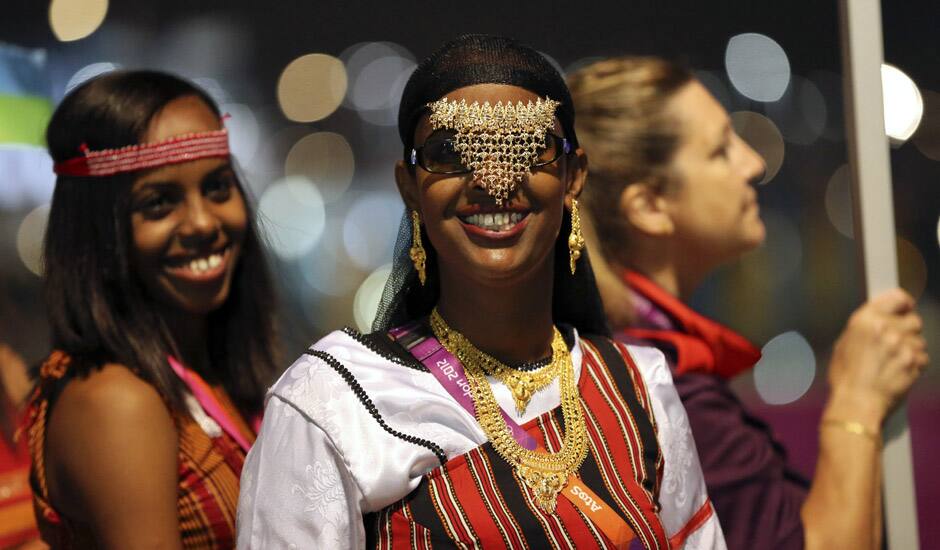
[569,56,928,550]
[21,70,278,549]
[1,343,43,549]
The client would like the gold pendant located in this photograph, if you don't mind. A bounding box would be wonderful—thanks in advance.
[507,374,535,414]
[519,466,566,514]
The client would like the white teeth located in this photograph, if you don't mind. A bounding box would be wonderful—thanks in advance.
[183,252,224,274]
[462,212,526,231]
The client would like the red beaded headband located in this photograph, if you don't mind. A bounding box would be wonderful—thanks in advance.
[53,128,230,177]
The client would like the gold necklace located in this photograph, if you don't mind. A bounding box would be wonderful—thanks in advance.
[431,316,564,415]
[430,309,589,513]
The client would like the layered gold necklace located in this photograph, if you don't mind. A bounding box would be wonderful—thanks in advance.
[430,308,589,513]
[433,317,564,415]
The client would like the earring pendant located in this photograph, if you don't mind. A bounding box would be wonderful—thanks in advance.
[568,199,584,275]
[409,210,427,285]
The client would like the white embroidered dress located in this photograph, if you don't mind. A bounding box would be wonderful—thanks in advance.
[236,328,725,549]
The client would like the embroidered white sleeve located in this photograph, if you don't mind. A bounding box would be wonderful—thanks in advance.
[236,395,366,549]
[626,344,728,550]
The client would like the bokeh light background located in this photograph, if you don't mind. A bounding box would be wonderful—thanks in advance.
[1,1,937,542]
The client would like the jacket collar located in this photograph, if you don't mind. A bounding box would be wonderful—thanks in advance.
[622,270,760,379]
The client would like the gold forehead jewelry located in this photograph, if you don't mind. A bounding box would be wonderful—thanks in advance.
[429,309,589,514]
[427,97,561,205]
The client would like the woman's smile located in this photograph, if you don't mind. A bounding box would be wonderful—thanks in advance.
[456,203,532,240]
[163,245,233,283]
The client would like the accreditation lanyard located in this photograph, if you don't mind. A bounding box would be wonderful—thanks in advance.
[168,356,253,453]
[388,323,638,549]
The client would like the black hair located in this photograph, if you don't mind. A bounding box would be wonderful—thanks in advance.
[375,35,609,337]
[43,70,278,417]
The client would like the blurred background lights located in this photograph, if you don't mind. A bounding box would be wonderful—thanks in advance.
[342,193,403,270]
[753,331,816,405]
[341,42,409,105]
[353,263,392,332]
[16,204,50,276]
[285,132,355,204]
[730,111,785,184]
[765,76,827,146]
[353,57,415,126]
[342,42,415,126]
[0,152,55,210]
[725,33,791,102]
[220,103,259,164]
[49,0,108,42]
[192,77,232,105]
[65,61,118,94]
[277,53,347,123]
[881,63,923,142]
[352,57,412,111]
[257,176,325,260]
[808,70,847,142]
[157,18,249,77]
[824,164,854,238]
[299,216,363,297]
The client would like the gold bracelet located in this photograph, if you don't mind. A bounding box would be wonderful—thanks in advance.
[821,419,882,446]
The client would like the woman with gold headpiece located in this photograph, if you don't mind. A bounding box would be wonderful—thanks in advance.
[568,56,928,550]
[22,71,279,549]
[238,35,725,549]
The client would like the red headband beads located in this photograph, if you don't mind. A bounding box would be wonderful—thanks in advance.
[53,129,231,177]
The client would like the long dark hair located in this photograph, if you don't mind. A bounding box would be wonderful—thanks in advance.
[43,70,278,417]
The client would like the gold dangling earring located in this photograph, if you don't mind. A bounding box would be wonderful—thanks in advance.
[568,199,584,275]
[409,210,427,285]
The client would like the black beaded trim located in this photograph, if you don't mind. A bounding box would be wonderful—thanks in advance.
[304,349,447,465]
[341,326,428,372]
[508,355,553,372]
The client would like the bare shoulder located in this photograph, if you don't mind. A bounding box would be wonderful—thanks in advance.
[45,363,179,521]
[51,363,173,429]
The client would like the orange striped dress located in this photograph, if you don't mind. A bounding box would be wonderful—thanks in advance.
[21,351,254,549]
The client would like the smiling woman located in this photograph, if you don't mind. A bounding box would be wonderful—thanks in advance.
[129,96,248,318]
[21,71,279,549]
[238,35,726,549]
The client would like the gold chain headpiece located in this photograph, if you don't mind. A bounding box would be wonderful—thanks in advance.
[427,97,560,205]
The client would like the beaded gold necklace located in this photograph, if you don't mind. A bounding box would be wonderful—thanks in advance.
[429,309,589,513]
[430,316,564,415]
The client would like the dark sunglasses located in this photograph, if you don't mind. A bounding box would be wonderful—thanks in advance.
[409,131,572,175]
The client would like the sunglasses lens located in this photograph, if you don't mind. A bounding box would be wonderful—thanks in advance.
[421,134,466,173]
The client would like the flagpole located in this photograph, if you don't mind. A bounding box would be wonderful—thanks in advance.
[838,1,920,547]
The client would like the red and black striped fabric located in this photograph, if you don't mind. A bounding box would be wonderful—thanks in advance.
[22,351,252,549]
[367,338,670,550]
